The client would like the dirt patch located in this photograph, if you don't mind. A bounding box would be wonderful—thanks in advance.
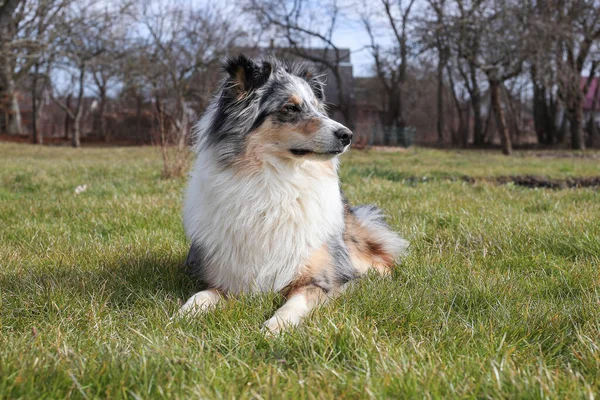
[530,152,600,159]
[462,175,600,189]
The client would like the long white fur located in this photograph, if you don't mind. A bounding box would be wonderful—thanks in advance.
[183,149,344,294]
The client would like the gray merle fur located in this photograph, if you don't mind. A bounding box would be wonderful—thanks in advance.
[201,54,327,164]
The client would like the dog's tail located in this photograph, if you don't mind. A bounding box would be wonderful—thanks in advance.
[349,205,409,268]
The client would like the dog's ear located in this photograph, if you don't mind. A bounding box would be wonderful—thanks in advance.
[224,54,272,96]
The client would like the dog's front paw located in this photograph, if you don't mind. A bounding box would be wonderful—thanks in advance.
[262,317,287,336]
[262,314,300,336]
[178,290,221,317]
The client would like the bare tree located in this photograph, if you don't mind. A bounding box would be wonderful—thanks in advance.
[528,1,561,146]
[453,0,529,155]
[87,9,129,142]
[552,0,600,150]
[418,0,451,143]
[445,57,469,147]
[49,2,112,147]
[1,0,71,138]
[24,0,71,144]
[362,0,416,141]
[449,0,487,147]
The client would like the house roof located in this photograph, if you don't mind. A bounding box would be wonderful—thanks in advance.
[581,76,600,111]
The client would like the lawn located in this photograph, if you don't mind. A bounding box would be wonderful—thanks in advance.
[1,143,599,399]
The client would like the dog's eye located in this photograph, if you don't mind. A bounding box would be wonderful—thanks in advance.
[283,104,301,113]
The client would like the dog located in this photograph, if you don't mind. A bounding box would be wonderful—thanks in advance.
[179,55,408,333]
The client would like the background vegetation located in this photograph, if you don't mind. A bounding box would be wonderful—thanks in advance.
[1,0,600,159]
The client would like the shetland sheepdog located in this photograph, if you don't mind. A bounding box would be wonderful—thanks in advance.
[179,55,408,333]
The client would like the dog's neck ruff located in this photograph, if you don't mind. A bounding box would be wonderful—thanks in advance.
[183,149,344,294]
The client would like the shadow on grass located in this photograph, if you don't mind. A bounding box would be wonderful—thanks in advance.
[0,252,200,324]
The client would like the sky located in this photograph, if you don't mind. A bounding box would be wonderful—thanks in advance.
[331,21,375,77]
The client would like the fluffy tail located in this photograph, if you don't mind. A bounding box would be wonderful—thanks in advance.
[349,205,409,267]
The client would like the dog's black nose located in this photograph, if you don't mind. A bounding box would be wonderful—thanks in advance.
[334,128,353,146]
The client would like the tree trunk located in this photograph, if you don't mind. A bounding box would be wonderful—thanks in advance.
[31,73,40,144]
[504,84,521,146]
[557,112,568,144]
[446,64,467,148]
[0,0,23,135]
[590,115,598,148]
[72,64,86,148]
[31,62,43,144]
[469,63,483,146]
[382,88,401,145]
[569,105,585,150]
[72,114,81,147]
[436,54,445,143]
[64,94,72,139]
[135,95,142,144]
[6,88,21,134]
[471,94,483,146]
[588,80,599,148]
[176,97,188,152]
[0,57,22,135]
[463,103,470,148]
[489,79,512,156]
[483,102,492,144]
[533,83,550,145]
[98,88,107,142]
[547,95,558,144]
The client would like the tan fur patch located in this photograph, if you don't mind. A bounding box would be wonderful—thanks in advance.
[289,95,302,105]
[232,118,282,173]
[282,244,332,297]
[298,118,321,136]
[344,211,394,276]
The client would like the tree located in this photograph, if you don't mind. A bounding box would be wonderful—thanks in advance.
[362,0,417,142]
[22,0,71,144]
[1,0,70,138]
[49,1,111,147]
[445,57,469,147]
[88,9,129,142]
[528,0,561,146]
[453,0,529,155]
[419,0,451,143]
[552,0,600,150]
[446,0,486,147]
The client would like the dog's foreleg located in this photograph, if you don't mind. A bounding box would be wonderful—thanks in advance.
[178,289,223,317]
[263,284,348,334]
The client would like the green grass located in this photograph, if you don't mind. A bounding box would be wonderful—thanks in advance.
[1,143,599,399]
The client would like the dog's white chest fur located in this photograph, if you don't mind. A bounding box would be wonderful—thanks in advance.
[183,151,344,294]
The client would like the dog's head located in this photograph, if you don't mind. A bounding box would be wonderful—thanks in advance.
[198,55,352,166]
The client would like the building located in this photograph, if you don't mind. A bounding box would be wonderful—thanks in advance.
[582,77,600,127]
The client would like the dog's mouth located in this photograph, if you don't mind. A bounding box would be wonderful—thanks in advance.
[289,149,343,157]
